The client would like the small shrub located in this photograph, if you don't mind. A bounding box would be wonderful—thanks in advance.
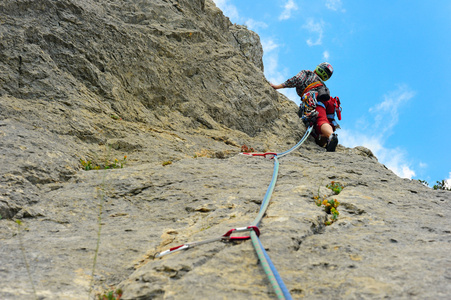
[433,180,451,191]
[416,179,450,190]
[80,156,127,171]
[162,161,172,166]
[322,199,340,225]
[326,181,344,195]
[110,114,122,121]
[98,289,123,300]
[418,179,429,186]
[313,181,343,225]
[240,144,255,153]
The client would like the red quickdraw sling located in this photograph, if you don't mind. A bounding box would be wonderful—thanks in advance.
[334,96,342,120]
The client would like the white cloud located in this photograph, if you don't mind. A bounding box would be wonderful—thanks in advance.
[340,129,416,179]
[279,0,298,21]
[263,50,280,80]
[261,38,279,53]
[264,50,288,91]
[399,166,416,180]
[339,85,417,179]
[445,172,451,189]
[303,19,324,46]
[323,50,330,61]
[379,148,416,179]
[262,38,299,104]
[279,88,300,104]
[212,0,240,22]
[262,39,284,82]
[325,0,346,12]
[419,162,428,168]
[369,84,416,135]
[245,19,268,31]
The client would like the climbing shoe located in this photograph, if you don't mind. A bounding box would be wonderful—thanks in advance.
[326,133,338,152]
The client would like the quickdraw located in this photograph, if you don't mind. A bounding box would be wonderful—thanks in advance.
[155,226,260,258]
[334,96,342,120]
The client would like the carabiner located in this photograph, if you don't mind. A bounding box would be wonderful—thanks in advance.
[222,225,260,241]
[241,152,277,159]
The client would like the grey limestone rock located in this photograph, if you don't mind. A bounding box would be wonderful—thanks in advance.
[0,0,450,299]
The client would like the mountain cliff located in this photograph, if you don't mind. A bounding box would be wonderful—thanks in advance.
[1,0,450,299]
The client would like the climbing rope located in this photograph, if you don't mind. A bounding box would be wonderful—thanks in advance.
[276,126,313,158]
[250,230,292,300]
[251,155,279,227]
[248,125,314,228]
[154,126,313,299]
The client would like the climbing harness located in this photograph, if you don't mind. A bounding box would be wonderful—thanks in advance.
[154,126,313,299]
[302,81,323,95]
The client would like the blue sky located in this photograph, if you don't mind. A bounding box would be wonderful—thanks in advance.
[213,0,451,187]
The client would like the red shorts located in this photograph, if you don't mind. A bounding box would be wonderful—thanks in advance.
[315,99,336,135]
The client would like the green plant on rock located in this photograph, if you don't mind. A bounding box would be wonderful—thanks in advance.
[313,194,323,207]
[80,155,127,171]
[109,114,122,121]
[433,180,451,191]
[322,199,340,225]
[418,179,429,186]
[416,178,450,190]
[240,144,255,153]
[98,288,123,300]
[326,181,344,195]
[314,195,340,225]
[313,181,343,225]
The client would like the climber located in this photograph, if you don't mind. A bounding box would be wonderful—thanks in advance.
[270,62,339,152]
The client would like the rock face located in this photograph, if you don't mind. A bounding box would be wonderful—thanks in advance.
[0,1,450,299]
